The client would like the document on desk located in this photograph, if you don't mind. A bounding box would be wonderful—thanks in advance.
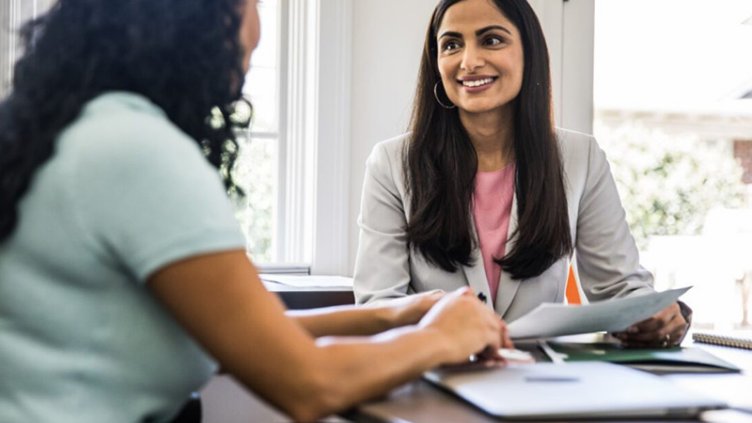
[507,287,690,339]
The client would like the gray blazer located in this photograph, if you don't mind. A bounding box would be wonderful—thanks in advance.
[352,129,654,322]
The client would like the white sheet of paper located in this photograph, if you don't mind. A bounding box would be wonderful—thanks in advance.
[507,287,690,339]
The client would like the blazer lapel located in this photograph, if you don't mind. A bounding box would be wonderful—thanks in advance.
[494,192,521,318]
[462,214,493,308]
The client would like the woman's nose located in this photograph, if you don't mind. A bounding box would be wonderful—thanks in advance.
[460,44,485,72]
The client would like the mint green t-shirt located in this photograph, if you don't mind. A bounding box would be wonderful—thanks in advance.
[0,92,246,422]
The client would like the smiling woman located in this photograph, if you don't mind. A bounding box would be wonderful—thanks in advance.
[353,0,692,349]
[404,0,570,284]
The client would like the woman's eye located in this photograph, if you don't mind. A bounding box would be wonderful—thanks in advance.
[442,40,461,52]
[484,36,504,47]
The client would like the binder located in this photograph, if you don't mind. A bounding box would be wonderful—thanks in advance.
[692,331,752,351]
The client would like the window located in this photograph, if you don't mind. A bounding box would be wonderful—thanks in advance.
[0,0,54,96]
[235,0,281,264]
[237,0,352,275]
[592,0,752,329]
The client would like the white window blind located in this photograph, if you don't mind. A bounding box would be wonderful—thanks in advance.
[0,0,54,96]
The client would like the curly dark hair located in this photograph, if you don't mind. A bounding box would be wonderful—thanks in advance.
[0,0,249,241]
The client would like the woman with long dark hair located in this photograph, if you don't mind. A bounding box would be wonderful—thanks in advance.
[0,1,512,421]
[353,0,690,347]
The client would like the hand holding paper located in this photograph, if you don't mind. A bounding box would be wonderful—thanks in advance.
[507,287,690,340]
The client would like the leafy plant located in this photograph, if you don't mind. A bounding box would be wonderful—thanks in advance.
[594,123,746,250]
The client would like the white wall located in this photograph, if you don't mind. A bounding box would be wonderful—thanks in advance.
[560,0,594,134]
[525,0,595,133]
[346,0,438,273]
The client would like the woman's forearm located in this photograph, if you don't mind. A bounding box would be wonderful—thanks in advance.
[288,305,397,337]
[295,326,451,419]
[288,292,443,337]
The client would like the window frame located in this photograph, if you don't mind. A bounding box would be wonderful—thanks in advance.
[275,0,352,275]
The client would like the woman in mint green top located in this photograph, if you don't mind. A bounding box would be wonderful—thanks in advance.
[0,1,513,422]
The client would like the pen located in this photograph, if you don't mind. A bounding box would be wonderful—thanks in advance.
[538,340,567,364]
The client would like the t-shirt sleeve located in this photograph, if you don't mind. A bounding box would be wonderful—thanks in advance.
[65,110,246,283]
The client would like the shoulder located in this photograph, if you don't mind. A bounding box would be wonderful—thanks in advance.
[365,133,409,181]
[556,127,599,159]
[63,92,202,164]
[556,127,608,172]
[367,133,409,167]
[55,91,227,225]
[361,133,410,199]
[53,93,242,280]
[74,91,182,137]
[60,92,212,181]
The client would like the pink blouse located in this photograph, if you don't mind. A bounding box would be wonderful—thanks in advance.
[472,165,515,301]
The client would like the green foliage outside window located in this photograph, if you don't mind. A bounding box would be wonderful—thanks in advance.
[232,136,275,263]
[596,124,746,251]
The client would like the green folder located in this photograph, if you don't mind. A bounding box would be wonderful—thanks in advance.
[548,342,741,374]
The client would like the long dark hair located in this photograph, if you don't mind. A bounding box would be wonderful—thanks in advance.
[0,0,249,241]
[405,0,572,280]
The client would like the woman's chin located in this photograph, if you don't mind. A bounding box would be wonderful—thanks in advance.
[457,103,504,116]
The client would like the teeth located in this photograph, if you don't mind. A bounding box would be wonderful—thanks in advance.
[462,77,494,88]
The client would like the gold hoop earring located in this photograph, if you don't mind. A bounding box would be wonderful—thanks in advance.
[433,82,456,109]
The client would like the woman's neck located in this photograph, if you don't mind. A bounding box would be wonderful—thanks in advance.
[460,109,515,172]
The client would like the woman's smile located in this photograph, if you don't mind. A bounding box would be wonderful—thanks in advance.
[458,75,499,92]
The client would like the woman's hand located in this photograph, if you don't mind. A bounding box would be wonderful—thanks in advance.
[418,288,513,364]
[612,302,689,348]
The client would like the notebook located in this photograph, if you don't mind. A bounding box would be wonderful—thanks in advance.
[692,330,752,350]
[424,362,727,420]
